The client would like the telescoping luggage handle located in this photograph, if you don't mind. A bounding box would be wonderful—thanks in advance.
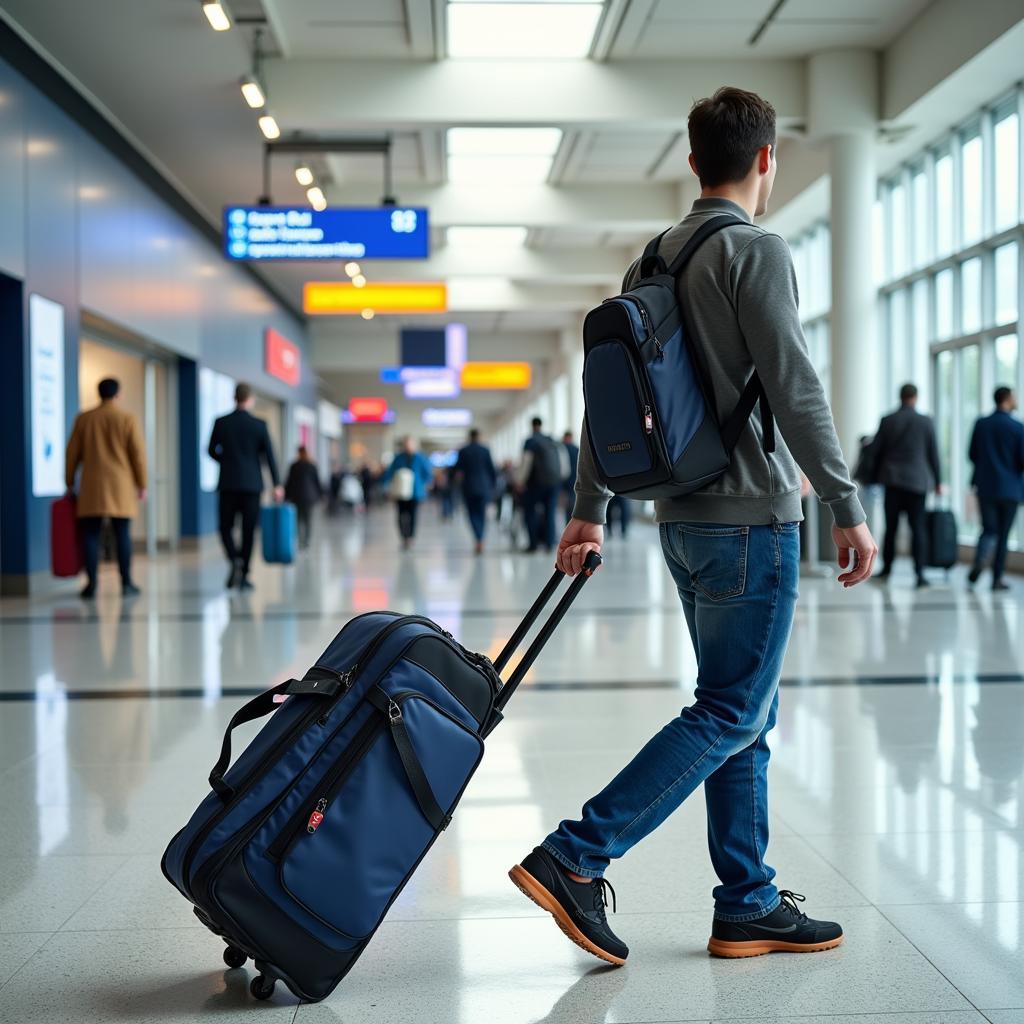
[492,551,603,712]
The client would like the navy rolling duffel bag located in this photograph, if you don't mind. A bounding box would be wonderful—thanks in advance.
[161,552,601,1003]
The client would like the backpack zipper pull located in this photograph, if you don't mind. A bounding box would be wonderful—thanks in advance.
[644,406,654,434]
[306,797,328,833]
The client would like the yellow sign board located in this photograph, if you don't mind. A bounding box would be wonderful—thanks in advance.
[460,361,532,390]
[304,282,447,315]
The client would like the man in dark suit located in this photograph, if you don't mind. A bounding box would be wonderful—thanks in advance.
[208,383,282,589]
[968,387,1024,591]
[873,383,942,587]
[455,428,497,555]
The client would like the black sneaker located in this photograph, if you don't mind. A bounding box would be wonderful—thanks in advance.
[226,559,242,589]
[509,847,628,966]
[915,576,931,589]
[993,579,1011,592]
[121,582,141,597]
[968,566,982,586]
[708,890,843,958]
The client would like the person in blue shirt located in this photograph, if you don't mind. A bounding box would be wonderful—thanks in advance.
[968,386,1024,590]
[381,437,434,551]
[454,429,497,555]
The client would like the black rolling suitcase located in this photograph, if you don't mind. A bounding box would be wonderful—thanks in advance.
[162,552,602,1003]
[926,508,958,570]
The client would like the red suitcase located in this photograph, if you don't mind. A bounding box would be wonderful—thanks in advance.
[51,496,83,577]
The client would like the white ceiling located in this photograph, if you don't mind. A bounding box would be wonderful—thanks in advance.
[2,0,1020,434]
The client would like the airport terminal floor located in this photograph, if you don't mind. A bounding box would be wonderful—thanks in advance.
[0,505,1022,1023]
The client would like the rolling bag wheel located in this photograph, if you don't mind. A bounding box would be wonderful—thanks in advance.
[222,945,247,969]
[250,975,276,1000]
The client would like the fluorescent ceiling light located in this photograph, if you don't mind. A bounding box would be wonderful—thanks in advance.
[446,128,562,184]
[306,186,327,211]
[201,2,231,31]
[239,75,265,109]
[447,155,553,184]
[447,3,602,59]
[352,274,367,288]
[295,164,314,187]
[258,114,280,140]
[361,308,375,320]
[447,127,562,156]
[345,261,361,277]
[447,226,528,247]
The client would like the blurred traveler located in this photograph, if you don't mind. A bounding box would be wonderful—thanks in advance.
[873,383,942,587]
[381,437,433,550]
[606,494,632,538]
[284,445,323,550]
[65,377,147,599]
[519,417,564,553]
[968,386,1024,591]
[510,87,875,966]
[562,430,580,524]
[360,464,378,506]
[207,382,282,590]
[455,428,497,554]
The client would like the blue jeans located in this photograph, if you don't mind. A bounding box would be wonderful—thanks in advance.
[464,493,488,542]
[543,520,800,921]
[524,485,559,549]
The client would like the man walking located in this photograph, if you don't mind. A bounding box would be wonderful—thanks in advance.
[968,386,1024,591]
[508,87,876,964]
[65,377,147,598]
[873,383,942,587]
[455,428,497,555]
[518,417,563,553]
[207,383,282,590]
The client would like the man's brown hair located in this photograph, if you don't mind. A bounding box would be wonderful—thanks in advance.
[235,382,252,404]
[688,87,776,188]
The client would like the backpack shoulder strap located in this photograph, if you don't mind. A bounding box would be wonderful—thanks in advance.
[720,373,775,456]
[664,214,748,278]
[638,229,670,279]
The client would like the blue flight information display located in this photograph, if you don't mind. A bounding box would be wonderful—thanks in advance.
[223,206,429,261]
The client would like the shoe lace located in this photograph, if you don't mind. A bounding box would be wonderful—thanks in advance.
[777,890,808,923]
[592,878,617,917]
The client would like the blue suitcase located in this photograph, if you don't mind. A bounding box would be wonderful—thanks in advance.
[261,503,296,564]
[161,553,601,1002]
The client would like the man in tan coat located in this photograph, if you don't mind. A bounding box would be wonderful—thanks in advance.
[65,377,147,598]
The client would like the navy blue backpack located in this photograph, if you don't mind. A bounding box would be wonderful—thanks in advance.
[582,215,774,500]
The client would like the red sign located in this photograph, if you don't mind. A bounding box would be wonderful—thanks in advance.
[349,397,389,423]
[265,328,301,387]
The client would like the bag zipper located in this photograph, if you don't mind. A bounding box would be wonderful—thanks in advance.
[266,710,386,862]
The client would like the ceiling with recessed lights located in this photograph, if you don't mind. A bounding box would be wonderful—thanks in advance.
[2,0,1019,431]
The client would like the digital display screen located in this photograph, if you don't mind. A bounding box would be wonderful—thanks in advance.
[223,206,429,261]
[400,328,447,367]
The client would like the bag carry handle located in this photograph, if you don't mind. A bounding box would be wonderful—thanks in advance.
[494,551,603,712]
[208,677,338,801]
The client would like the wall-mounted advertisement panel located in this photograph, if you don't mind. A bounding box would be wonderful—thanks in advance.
[29,294,66,497]
[224,206,429,261]
[199,367,236,492]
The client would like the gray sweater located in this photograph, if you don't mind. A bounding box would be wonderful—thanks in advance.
[574,197,865,530]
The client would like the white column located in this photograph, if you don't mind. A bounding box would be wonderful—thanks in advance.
[808,50,882,459]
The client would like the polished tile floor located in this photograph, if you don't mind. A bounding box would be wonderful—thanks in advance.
[1,505,1022,1023]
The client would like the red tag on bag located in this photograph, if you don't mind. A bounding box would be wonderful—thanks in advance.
[306,810,325,833]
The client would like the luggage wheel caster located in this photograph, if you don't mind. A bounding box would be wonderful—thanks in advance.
[223,945,247,969]
[250,975,276,1000]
